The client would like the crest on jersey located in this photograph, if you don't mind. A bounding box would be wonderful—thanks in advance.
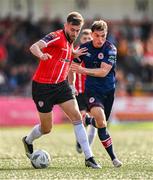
[98,53,104,59]
[38,101,44,107]
[89,97,95,103]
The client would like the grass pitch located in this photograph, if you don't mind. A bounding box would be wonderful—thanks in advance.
[0,122,153,180]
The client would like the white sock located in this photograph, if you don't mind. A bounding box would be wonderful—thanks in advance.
[87,125,97,146]
[73,121,93,159]
[26,124,42,144]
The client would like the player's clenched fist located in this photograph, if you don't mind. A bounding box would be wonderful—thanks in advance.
[71,63,86,74]
[40,53,52,60]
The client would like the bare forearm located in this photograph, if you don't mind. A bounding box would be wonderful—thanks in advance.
[83,68,107,77]
[30,43,43,59]
[71,62,111,77]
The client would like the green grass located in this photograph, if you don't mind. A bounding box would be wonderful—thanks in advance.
[0,122,153,179]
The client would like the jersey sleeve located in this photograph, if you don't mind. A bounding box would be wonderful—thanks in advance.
[40,32,61,47]
[103,45,117,66]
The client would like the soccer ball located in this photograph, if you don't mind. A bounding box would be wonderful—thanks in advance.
[30,149,51,169]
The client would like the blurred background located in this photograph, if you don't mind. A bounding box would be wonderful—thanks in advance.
[0,0,153,126]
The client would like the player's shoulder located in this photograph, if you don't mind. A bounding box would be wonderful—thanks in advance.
[105,40,117,51]
[104,40,117,55]
[41,30,63,46]
[48,29,63,38]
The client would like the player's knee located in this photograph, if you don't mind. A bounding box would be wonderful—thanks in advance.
[97,120,107,128]
[71,110,82,121]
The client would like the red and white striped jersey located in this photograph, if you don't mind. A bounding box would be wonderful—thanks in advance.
[33,30,73,84]
[75,62,86,93]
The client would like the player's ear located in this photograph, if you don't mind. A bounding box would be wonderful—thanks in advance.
[64,23,67,29]
[91,32,94,38]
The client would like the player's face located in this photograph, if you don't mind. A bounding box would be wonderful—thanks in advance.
[64,23,82,42]
[80,34,92,44]
[91,30,107,48]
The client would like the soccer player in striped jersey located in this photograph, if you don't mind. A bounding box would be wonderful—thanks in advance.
[22,12,101,169]
[71,20,122,167]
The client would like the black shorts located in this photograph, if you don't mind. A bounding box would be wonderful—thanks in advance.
[76,93,87,111]
[32,80,74,113]
[86,89,115,121]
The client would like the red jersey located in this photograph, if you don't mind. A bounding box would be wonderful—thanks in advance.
[33,30,73,84]
[75,63,86,93]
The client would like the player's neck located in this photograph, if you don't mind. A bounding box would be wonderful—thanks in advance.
[63,30,73,44]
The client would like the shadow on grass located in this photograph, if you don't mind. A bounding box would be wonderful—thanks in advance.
[0,165,105,171]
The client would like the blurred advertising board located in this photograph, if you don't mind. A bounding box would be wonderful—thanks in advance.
[112,96,153,121]
[1,96,153,126]
[0,96,65,126]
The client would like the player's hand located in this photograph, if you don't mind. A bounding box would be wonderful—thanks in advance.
[40,53,52,60]
[71,63,85,75]
[73,47,88,58]
[70,84,78,96]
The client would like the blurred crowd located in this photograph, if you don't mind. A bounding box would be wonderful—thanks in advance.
[0,15,153,96]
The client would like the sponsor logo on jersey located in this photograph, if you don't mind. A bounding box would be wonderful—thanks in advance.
[38,101,44,107]
[86,52,91,57]
[89,97,95,103]
[98,53,104,59]
[108,55,116,63]
[108,49,117,55]
[60,58,70,62]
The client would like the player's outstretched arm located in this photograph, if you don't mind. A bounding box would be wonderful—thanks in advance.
[71,62,112,77]
[30,41,52,60]
[71,62,86,75]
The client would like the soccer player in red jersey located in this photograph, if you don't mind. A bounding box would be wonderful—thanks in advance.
[22,12,101,169]
[70,29,97,153]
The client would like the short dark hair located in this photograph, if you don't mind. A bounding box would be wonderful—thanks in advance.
[91,20,108,32]
[67,12,84,26]
[81,29,91,36]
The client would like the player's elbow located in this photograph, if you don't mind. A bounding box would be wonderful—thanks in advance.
[29,44,36,53]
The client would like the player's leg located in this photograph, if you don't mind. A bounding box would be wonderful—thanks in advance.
[22,81,53,158]
[75,93,87,153]
[75,93,96,153]
[59,99,101,168]
[22,112,53,158]
[85,91,122,167]
[77,113,97,153]
[90,106,122,167]
[75,110,86,153]
[87,124,97,146]
[85,112,97,146]
[59,99,92,159]
[26,111,53,143]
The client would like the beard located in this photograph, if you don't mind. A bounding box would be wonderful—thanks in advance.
[65,31,77,43]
